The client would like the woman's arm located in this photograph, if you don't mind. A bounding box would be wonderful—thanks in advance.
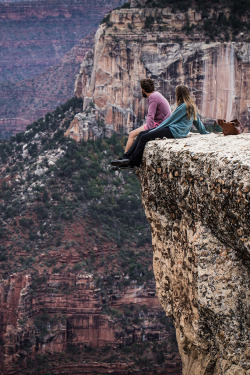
[193,114,210,134]
[150,103,186,132]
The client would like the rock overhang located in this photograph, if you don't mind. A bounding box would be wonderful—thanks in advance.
[139,133,250,259]
[144,133,250,166]
[137,133,250,374]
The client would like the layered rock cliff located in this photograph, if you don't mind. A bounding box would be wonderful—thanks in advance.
[72,1,250,141]
[137,133,250,375]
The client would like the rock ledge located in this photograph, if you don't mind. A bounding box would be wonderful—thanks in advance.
[138,133,250,375]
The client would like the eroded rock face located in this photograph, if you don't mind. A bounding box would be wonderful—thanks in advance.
[137,133,250,375]
[73,5,250,140]
[0,270,181,374]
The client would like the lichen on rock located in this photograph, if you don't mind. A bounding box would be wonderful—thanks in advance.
[137,133,250,375]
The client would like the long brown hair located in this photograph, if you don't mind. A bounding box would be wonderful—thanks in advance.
[175,85,197,120]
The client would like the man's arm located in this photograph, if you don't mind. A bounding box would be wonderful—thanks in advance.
[146,96,158,129]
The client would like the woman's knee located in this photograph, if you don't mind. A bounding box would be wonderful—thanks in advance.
[136,130,147,140]
[141,133,152,142]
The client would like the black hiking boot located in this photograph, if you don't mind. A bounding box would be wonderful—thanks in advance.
[111,158,130,167]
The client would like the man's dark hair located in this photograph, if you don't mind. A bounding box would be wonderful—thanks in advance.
[140,78,155,93]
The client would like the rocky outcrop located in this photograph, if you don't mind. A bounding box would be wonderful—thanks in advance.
[64,111,105,142]
[137,133,250,375]
[72,3,250,140]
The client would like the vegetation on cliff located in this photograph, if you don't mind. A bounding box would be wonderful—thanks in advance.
[146,0,249,40]
[102,0,249,41]
[0,97,151,276]
[0,97,181,374]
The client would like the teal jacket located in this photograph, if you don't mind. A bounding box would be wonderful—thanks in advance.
[150,103,210,138]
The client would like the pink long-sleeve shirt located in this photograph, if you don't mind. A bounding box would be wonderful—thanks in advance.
[144,91,171,130]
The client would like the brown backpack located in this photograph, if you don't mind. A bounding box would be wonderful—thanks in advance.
[216,119,243,136]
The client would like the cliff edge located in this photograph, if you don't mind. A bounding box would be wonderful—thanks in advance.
[137,133,250,375]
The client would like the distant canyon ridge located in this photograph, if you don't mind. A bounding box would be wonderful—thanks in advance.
[0,0,126,138]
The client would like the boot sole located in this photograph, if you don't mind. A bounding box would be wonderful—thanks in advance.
[111,166,134,171]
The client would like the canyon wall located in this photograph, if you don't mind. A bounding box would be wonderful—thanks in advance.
[73,4,250,141]
[137,133,250,375]
[1,271,181,374]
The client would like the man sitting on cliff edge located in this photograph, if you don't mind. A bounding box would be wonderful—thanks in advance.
[124,78,171,153]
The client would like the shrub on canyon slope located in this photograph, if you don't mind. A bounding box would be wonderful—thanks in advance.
[144,0,249,39]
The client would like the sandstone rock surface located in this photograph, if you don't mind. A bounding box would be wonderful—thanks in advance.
[72,4,250,140]
[137,133,250,375]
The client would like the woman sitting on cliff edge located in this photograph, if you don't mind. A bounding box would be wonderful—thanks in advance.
[111,85,210,168]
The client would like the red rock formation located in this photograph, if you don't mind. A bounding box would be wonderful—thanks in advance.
[0,238,182,374]
[0,0,125,82]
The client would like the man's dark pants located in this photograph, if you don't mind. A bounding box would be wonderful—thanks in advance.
[123,127,174,167]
